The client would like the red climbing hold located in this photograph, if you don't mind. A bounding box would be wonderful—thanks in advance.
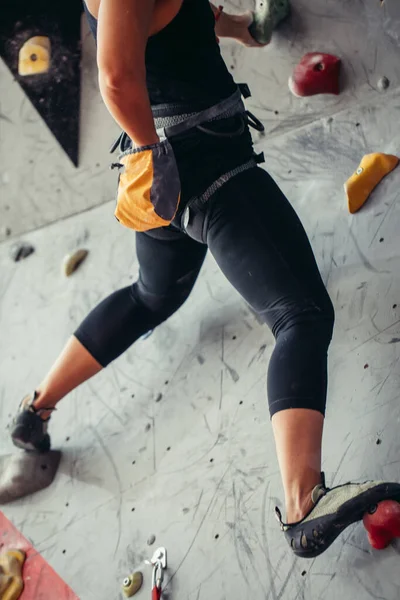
[363,500,400,549]
[289,52,341,98]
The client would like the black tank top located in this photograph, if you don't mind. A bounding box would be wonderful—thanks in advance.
[83,0,236,107]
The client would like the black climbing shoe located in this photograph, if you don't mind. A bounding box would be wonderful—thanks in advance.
[276,474,400,558]
[248,0,290,45]
[11,392,52,453]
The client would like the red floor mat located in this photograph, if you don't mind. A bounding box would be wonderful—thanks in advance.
[0,510,79,600]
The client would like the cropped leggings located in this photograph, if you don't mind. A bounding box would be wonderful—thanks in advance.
[75,166,334,417]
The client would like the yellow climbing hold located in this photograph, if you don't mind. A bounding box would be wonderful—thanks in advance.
[63,249,89,277]
[345,153,399,214]
[18,36,51,76]
[0,549,26,600]
[122,571,143,597]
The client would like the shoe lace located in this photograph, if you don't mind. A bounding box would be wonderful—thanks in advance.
[24,391,56,422]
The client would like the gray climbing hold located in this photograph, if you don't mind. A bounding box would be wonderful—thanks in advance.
[147,534,156,546]
[9,242,35,262]
[63,249,89,276]
[249,0,290,45]
[155,393,163,403]
[0,450,61,504]
[2,227,11,237]
[377,76,390,92]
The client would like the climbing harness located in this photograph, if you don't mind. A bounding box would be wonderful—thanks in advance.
[110,84,265,233]
[110,84,264,155]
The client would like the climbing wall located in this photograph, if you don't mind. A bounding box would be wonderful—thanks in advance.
[1,1,400,599]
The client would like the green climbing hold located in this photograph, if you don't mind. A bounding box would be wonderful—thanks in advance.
[248,0,290,45]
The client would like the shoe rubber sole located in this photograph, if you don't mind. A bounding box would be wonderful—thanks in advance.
[286,483,400,558]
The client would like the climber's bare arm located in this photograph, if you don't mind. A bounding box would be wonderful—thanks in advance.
[96,0,159,145]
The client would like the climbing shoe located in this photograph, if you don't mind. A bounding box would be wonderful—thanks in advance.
[248,0,290,45]
[276,474,400,558]
[11,392,52,453]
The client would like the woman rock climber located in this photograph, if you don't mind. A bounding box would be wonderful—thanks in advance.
[11,0,400,558]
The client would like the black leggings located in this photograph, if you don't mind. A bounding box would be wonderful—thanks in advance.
[75,166,334,418]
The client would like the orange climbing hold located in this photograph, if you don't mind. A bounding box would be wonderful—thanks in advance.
[345,153,399,214]
[0,549,26,600]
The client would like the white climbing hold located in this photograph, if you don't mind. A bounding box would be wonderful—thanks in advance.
[377,76,390,92]
[147,534,156,546]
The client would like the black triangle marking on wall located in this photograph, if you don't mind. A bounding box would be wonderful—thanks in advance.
[0,0,83,166]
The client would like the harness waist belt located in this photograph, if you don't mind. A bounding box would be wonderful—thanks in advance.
[110,85,263,154]
[154,87,245,139]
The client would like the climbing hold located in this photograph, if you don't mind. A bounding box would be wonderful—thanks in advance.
[147,534,156,546]
[377,76,390,92]
[0,451,61,504]
[122,571,143,598]
[9,242,35,262]
[248,0,290,45]
[18,36,51,76]
[63,249,89,276]
[363,500,400,549]
[289,53,341,97]
[0,549,26,600]
[345,153,399,214]
[141,330,153,340]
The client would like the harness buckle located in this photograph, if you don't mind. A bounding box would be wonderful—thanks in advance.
[238,83,252,99]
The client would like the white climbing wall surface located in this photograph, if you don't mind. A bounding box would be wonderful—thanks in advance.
[1,0,400,598]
